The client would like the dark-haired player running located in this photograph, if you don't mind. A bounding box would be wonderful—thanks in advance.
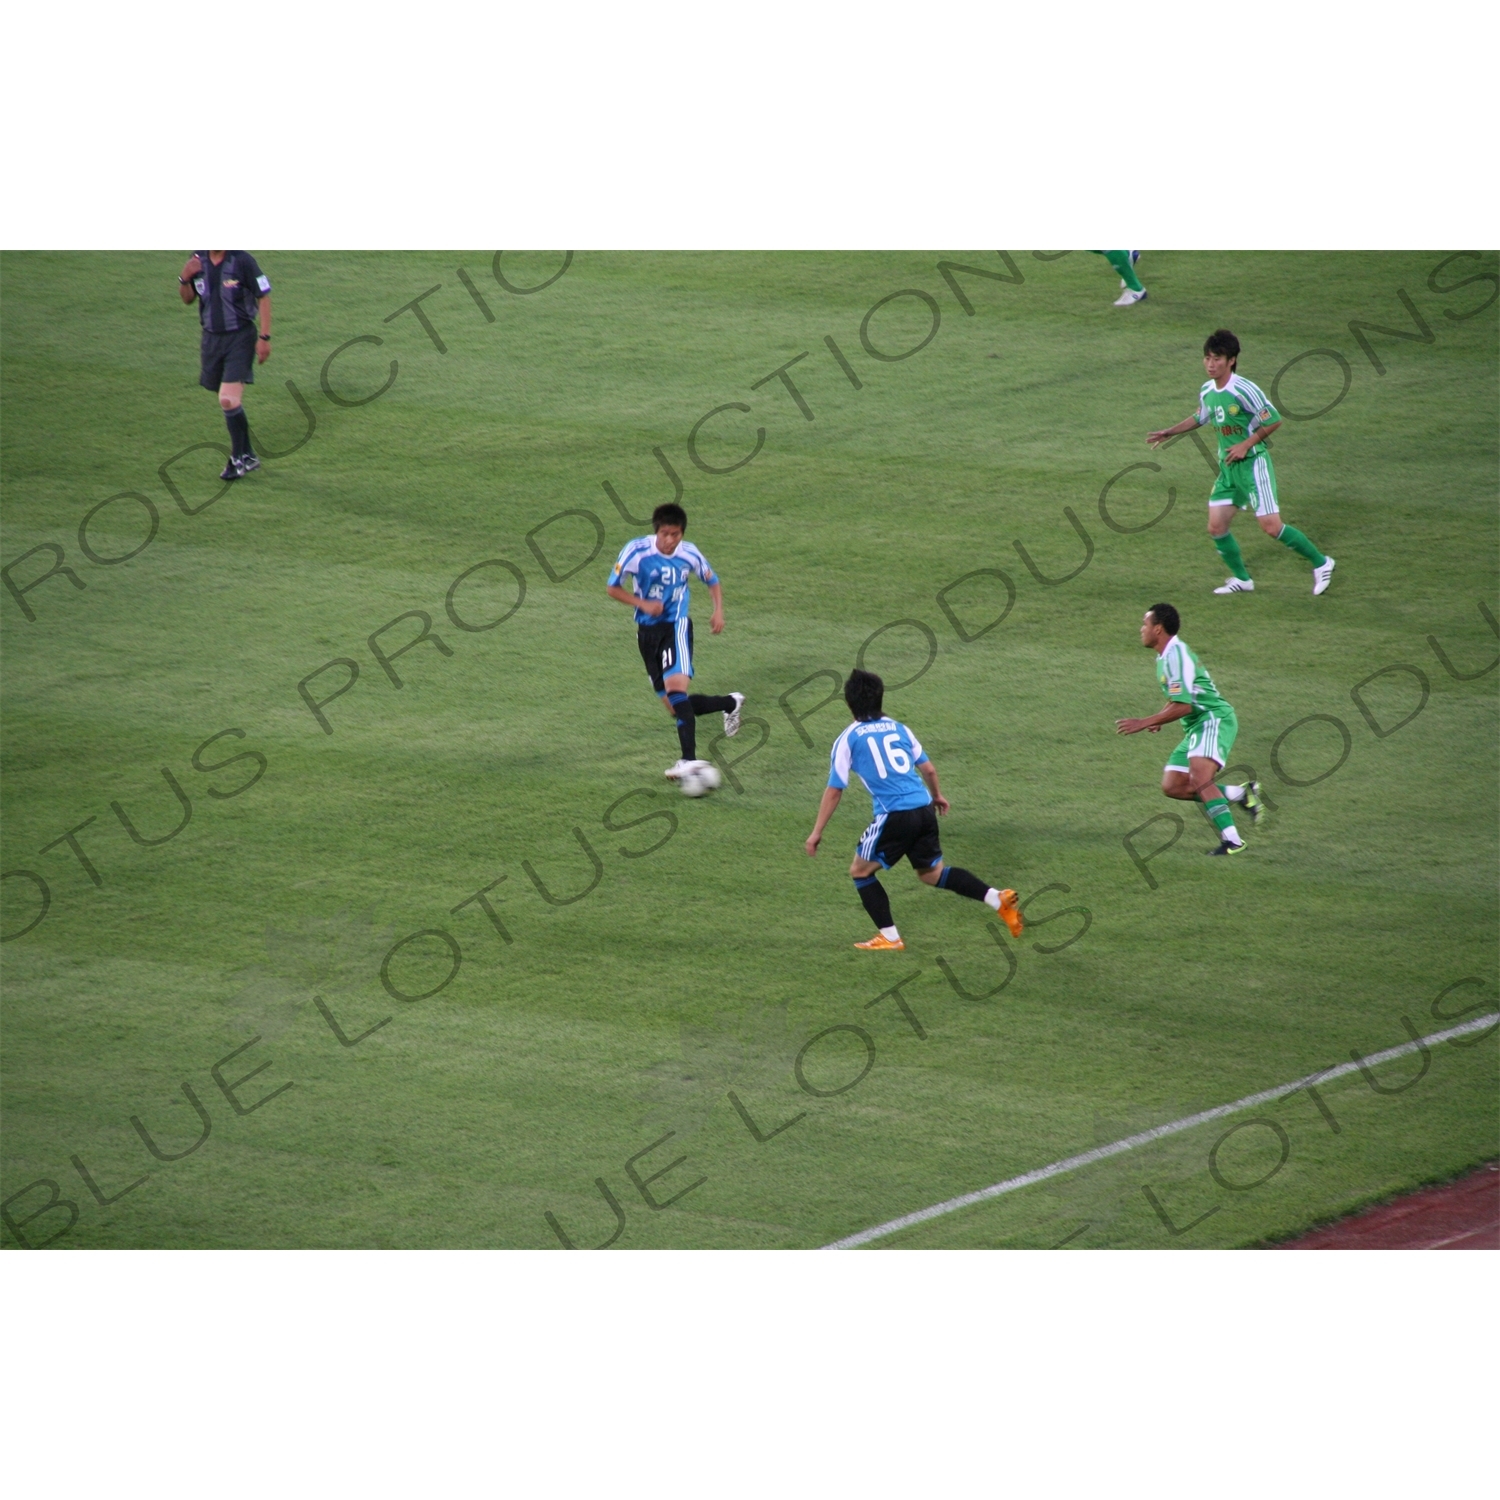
[1148,329,1335,597]
[804,669,1023,950]
[1115,602,1261,855]
[606,503,744,780]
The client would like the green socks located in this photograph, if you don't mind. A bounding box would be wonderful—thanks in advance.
[1215,521,1324,575]
[1213,532,1250,580]
[1275,523,1326,567]
[1202,796,1239,840]
[1101,250,1144,292]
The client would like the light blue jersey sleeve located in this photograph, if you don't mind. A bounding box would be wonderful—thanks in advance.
[828,725,856,789]
[677,541,719,586]
[607,537,651,589]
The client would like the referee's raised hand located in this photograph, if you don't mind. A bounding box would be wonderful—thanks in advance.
[178,255,201,304]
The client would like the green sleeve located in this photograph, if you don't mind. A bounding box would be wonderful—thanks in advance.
[1161,646,1195,706]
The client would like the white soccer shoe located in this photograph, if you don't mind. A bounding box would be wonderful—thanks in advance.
[1213,577,1255,594]
[664,759,692,779]
[1312,556,1336,596]
[724,692,745,737]
[1114,287,1148,306]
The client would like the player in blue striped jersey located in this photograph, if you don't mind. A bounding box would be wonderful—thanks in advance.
[804,669,1023,950]
[606,502,745,779]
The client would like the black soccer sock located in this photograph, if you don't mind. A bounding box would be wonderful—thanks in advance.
[936,865,990,902]
[224,405,251,458]
[689,694,735,715]
[668,691,696,759]
[854,874,894,929]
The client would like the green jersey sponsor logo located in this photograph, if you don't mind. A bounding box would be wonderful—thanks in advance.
[1199,374,1279,462]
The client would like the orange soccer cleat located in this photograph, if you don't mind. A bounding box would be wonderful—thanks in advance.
[996,889,1024,939]
[854,933,905,951]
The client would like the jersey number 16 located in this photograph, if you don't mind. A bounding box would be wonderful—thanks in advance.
[867,734,910,778]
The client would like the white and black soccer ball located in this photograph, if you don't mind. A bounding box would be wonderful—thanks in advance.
[678,762,722,797]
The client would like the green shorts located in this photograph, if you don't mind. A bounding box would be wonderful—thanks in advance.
[1166,710,1238,772]
[1208,452,1279,517]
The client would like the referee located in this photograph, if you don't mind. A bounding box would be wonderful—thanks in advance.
[178,251,273,480]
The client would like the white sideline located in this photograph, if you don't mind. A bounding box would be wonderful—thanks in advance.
[821,1011,1500,1250]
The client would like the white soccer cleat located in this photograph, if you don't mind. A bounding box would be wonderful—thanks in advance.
[1213,577,1255,594]
[724,692,745,737]
[664,759,692,779]
[1312,556,1336,596]
[1114,287,1148,307]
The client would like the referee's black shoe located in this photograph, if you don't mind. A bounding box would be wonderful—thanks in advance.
[239,454,261,474]
[220,458,241,481]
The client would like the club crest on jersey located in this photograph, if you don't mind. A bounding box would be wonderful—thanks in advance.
[1228,403,1240,415]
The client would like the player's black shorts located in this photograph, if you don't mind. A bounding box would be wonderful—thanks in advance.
[637,618,693,693]
[857,803,942,871]
[200,327,258,390]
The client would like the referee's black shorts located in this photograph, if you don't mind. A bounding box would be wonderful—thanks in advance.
[200,327,257,391]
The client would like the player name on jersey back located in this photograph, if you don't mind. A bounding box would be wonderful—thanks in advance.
[828,718,932,814]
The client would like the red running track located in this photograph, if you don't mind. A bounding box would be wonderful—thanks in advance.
[1278,1161,1499,1249]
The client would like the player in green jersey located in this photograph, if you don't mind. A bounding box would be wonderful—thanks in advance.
[1147,329,1336,597]
[1115,602,1262,855]
[1092,250,1146,306]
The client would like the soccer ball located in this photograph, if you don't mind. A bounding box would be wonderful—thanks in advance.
[678,762,722,797]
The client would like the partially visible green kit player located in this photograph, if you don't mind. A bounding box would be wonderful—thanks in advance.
[1092,249,1147,306]
[1116,602,1262,855]
[1148,328,1336,597]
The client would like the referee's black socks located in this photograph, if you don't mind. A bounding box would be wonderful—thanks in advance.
[853,874,895,930]
[224,405,252,459]
[667,691,695,759]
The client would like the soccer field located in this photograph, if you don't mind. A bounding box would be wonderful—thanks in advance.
[2,249,1496,1250]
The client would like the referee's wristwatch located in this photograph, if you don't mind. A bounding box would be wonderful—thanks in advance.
[257,333,271,341]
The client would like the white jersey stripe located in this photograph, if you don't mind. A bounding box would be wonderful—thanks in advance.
[1252,456,1278,516]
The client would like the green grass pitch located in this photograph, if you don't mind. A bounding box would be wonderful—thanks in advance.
[2,250,1496,1250]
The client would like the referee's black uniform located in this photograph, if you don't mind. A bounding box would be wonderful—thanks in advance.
[181,250,271,479]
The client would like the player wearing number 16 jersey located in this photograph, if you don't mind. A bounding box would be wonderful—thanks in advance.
[606,502,745,779]
[804,669,1023,950]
